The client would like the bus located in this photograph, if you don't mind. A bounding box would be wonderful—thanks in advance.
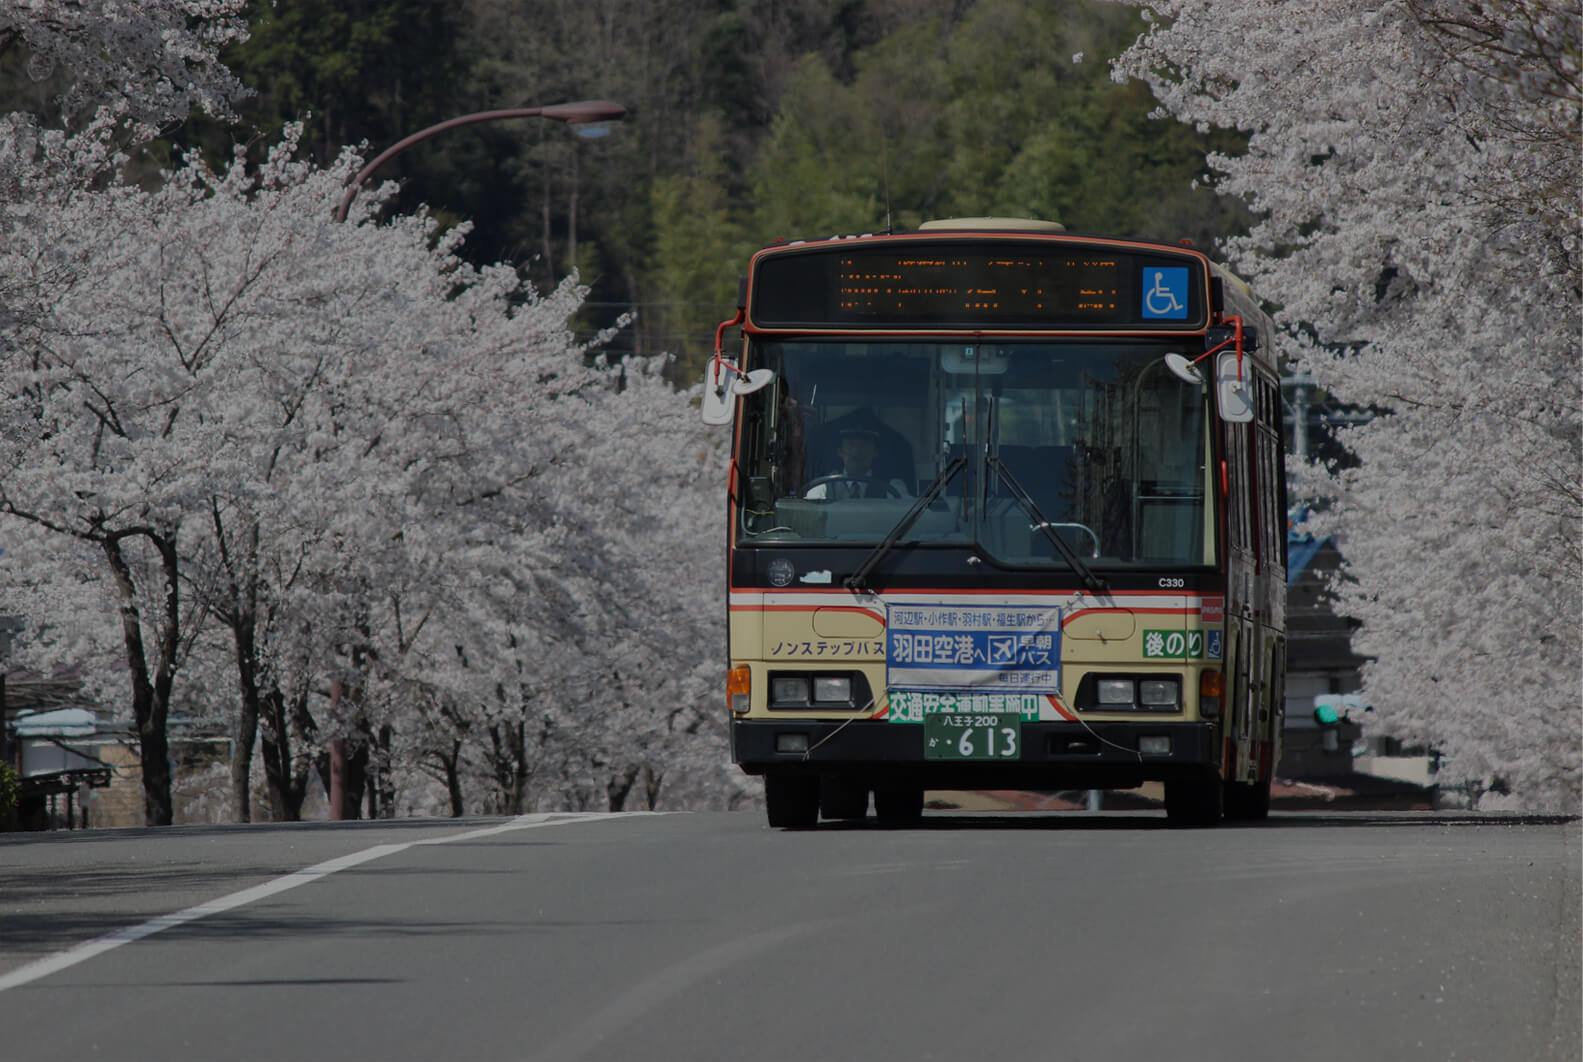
[703,218,1286,828]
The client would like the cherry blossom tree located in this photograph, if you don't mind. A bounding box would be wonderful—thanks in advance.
[0,0,248,136]
[528,355,735,811]
[356,353,734,816]
[1,2,739,825]
[1,0,253,410]
[0,2,251,825]
[0,144,227,823]
[1,127,734,822]
[1111,0,1580,808]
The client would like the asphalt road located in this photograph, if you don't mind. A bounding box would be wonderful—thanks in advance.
[2,810,1578,1062]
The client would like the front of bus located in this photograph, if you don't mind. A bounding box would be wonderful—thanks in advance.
[722,227,1229,826]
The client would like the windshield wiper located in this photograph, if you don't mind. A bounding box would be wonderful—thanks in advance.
[844,456,965,595]
[987,456,1108,593]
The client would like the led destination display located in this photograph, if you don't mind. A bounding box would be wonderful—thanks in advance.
[750,242,1206,329]
[839,253,1117,317]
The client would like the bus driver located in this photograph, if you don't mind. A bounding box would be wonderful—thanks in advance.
[804,428,912,500]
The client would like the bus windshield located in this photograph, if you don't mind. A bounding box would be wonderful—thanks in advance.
[735,339,1215,569]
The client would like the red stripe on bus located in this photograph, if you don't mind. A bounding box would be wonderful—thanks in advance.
[1061,607,1195,626]
[1046,695,1079,721]
[734,602,1197,617]
[729,604,886,616]
[729,586,1205,598]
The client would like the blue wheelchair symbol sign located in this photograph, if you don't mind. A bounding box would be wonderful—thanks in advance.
[1142,267,1189,320]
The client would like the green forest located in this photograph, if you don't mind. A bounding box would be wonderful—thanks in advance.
[129,0,1248,372]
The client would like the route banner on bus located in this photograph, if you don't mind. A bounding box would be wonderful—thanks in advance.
[885,604,1061,695]
[886,691,1043,724]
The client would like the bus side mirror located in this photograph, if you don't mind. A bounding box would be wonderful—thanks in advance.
[1164,352,1204,385]
[701,363,774,426]
[1216,352,1254,423]
[701,360,735,425]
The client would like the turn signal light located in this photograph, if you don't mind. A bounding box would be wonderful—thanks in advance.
[1199,670,1224,719]
[728,666,751,715]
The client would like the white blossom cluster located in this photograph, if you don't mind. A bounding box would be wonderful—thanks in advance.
[1111,0,1580,808]
[0,0,249,136]
[0,6,738,821]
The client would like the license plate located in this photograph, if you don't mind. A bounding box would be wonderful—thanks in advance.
[924,713,1022,760]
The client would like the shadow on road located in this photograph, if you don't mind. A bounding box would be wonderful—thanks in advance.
[0,903,683,957]
[803,809,1580,832]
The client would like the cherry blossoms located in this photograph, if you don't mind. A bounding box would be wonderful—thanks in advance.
[0,4,734,823]
[1112,0,1580,808]
[0,0,248,135]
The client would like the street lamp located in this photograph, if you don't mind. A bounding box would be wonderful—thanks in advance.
[333,99,627,223]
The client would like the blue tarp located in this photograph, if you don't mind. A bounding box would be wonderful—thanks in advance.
[1286,531,1330,586]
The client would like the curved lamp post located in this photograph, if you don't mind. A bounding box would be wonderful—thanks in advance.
[333,99,627,223]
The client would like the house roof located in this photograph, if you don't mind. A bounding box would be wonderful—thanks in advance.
[11,708,99,737]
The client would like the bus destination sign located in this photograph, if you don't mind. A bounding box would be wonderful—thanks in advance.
[750,242,1206,330]
[839,253,1119,318]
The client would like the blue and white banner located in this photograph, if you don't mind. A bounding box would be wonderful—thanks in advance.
[886,604,1061,694]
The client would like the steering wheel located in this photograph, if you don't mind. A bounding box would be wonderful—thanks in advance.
[803,474,903,500]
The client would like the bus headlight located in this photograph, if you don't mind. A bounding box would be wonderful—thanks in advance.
[1139,679,1180,707]
[813,677,852,703]
[771,676,810,705]
[766,671,869,709]
[1097,679,1135,705]
[1078,674,1188,713]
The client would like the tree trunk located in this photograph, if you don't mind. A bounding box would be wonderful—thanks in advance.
[327,738,347,820]
[341,739,369,819]
[370,724,396,819]
[228,604,261,824]
[103,533,178,827]
[421,730,466,817]
[322,733,370,820]
[642,764,663,810]
[231,697,257,823]
[261,685,313,821]
[325,679,353,820]
[136,711,173,827]
[288,701,315,815]
[606,763,639,811]
[485,719,530,814]
[444,740,464,817]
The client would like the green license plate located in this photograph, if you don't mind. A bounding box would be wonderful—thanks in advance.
[924,712,1022,761]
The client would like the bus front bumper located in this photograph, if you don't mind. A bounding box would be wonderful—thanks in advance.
[731,718,1219,789]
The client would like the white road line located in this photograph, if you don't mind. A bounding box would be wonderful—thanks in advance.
[0,811,637,994]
